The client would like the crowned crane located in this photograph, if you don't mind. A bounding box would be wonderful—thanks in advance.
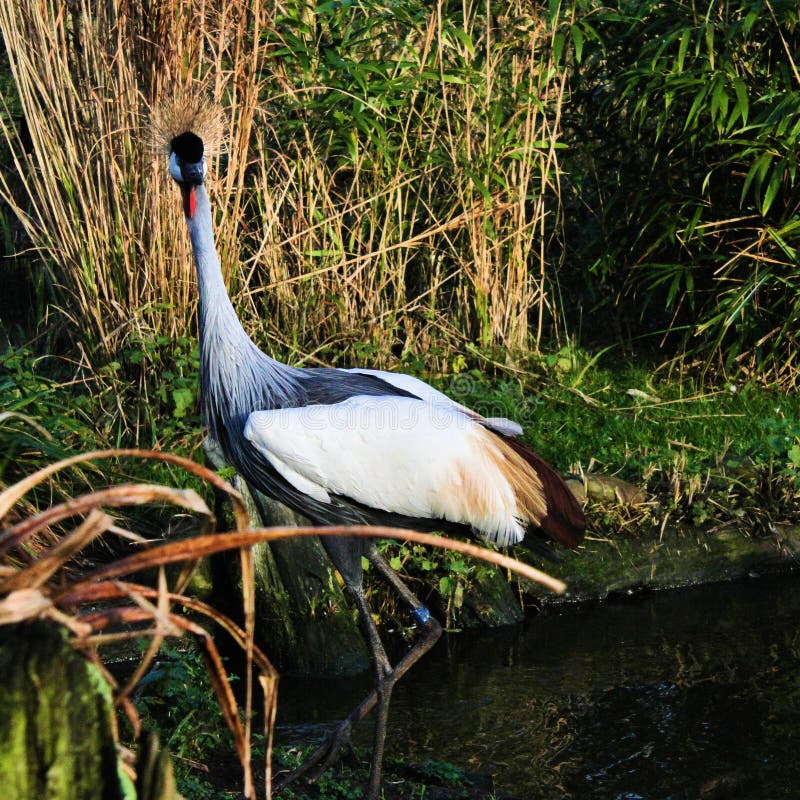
[164,108,585,799]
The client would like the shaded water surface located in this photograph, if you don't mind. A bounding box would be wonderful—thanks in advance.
[275,574,800,798]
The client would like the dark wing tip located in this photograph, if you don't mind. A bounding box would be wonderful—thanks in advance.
[502,436,586,549]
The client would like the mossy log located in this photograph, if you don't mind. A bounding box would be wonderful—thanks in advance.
[0,621,133,800]
[528,524,800,606]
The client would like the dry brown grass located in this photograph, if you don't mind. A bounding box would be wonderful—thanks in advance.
[0,0,269,360]
[0,448,566,797]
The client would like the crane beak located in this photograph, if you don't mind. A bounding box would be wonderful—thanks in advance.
[180,184,196,219]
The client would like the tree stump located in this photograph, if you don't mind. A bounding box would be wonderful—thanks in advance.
[0,621,132,800]
[204,440,369,676]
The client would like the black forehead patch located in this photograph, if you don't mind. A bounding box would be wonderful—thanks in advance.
[171,131,204,162]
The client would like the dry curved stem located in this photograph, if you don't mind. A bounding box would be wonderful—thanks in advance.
[0,448,249,529]
[1,509,110,592]
[0,449,262,798]
[51,524,564,799]
[0,449,568,800]
[0,410,54,441]
[66,580,277,679]
[56,524,567,598]
[0,483,212,558]
[75,602,266,780]
[67,576,280,780]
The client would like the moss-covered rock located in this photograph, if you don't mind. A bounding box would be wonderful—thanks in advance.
[0,620,133,800]
[458,565,524,627]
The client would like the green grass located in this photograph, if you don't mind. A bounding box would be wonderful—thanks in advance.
[0,342,207,511]
[132,644,234,799]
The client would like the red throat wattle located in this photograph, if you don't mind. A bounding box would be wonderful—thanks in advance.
[181,185,196,219]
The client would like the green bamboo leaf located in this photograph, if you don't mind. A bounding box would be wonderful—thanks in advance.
[451,28,475,56]
[761,171,781,215]
[742,5,761,35]
[580,21,601,49]
[684,86,709,131]
[666,274,680,307]
[439,72,467,85]
[723,274,769,328]
[766,226,797,260]
[733,78,748,126]
[741,152,773,205]
[717,88,729,132]
[548,0,562,28]
[710,79,728,130]
[676,28,690,73]
[571,25,584,64]
[552,31,565,65]
[531,140,568,149]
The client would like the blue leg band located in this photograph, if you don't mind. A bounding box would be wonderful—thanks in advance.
[410,605,431,625]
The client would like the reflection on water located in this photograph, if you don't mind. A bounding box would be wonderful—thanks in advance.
[276,574,800,798]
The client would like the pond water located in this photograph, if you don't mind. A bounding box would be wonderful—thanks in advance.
[275,573,800,799]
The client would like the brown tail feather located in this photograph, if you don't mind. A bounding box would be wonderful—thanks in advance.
[500,436,585,549]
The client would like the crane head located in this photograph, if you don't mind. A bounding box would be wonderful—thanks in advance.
[169,132,207,219]
[150,94,225,218]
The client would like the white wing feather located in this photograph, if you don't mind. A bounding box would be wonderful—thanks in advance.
[244,395,527,546]
[345,368,523,437]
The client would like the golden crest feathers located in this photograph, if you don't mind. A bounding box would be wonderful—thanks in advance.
[149,92,227,157]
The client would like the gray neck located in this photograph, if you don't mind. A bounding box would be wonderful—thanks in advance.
[185,185,302,436]
[187,186,248,348]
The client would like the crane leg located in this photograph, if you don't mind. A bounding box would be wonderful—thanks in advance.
[351,582,395,800]
[273,543,442,798]
[274,581,396,800]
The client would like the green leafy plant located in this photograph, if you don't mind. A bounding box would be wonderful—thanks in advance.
[134,644,235,796]
[560,0,800,385]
